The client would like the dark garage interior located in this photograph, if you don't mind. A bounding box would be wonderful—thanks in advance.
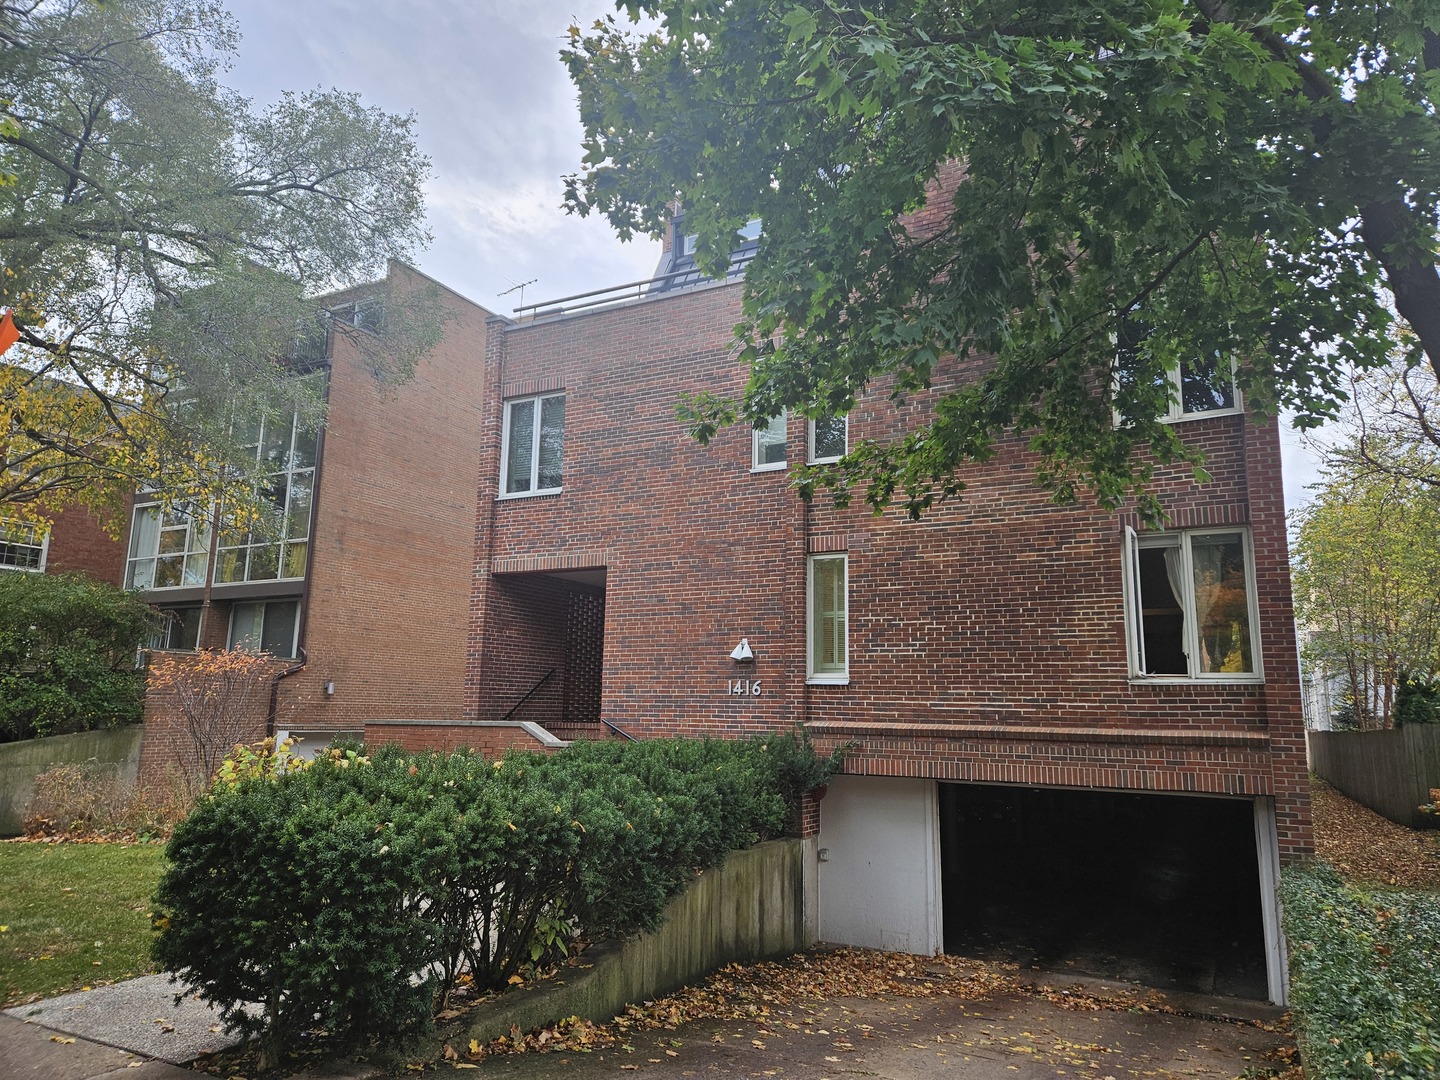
[939,783,1268,999]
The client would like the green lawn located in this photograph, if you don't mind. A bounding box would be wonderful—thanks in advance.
[0,841,165,1006]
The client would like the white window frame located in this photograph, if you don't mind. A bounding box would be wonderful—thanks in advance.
[808,415,848,464]
[752,412,788,472]
[1164,356,1242,423]
[808,553,849,684]
[500,391,565,498]
[0,518,49,572]
[215,404,317,586]
[1122,526,1263,683]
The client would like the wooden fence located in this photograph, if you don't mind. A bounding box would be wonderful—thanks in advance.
[1308,726,1440,829]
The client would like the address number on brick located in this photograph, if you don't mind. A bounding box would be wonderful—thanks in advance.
[726,679,762,697]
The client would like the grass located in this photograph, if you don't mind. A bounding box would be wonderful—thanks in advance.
[0,840,165,1007]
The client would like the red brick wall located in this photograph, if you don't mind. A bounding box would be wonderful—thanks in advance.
[279,263,494,733]
[41,500,128,584]
[468,271,1314,860]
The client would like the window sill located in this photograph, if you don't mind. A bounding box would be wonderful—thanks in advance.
[807,456,842,466]
[497,488,563,501]
[1128,674,1264,686]
[750,463,787,474]
[1162,405,1244,424]
[807,674,850,686]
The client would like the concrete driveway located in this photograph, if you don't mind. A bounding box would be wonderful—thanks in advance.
[459,971,1291,1079]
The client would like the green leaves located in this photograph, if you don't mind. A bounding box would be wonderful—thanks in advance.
[565,0,1440,519]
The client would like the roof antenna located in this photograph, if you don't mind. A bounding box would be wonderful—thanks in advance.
[499,278,538,312]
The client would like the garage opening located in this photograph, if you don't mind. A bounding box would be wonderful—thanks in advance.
[939,783,1267,999]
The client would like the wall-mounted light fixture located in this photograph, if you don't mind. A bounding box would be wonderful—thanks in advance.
[729,638,755,663]
[323,680,336,697]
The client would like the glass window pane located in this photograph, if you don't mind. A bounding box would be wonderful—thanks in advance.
[812,416,846,461]
[128,559,155,590]
[158,528,187,555]
[538,395,565,490]
[1190,534,1253,673]
[261,600,299,657]
[182,553,208,587]
[247,544,280,581]
[216,549,244,584]
[286,474,312,540]
[291,422,318,470]
[1179,355,1236,414]
[506,399,536,493]
[153,556,183,588]
[282,541,308,579]
[812,557,846,674]
[230,603,263,651]
[260,415,290,467]
[128,508,160,560]
[756,413,787,467]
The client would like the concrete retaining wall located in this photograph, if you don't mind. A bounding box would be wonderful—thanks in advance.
[465,837,815,1042]
[1308,726,1440,829]
[0,727,144,836]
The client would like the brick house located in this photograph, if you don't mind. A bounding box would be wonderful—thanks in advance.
[461,212,1311,1004]
[134,262,502,778]
[0,502,127,583]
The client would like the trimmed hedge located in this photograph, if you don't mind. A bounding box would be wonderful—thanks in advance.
[1281,862,1440,1079]
[151,730,843,1065]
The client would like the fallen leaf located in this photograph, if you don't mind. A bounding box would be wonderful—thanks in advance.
[50,1036,76,1044]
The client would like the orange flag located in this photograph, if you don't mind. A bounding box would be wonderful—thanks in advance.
[0,310,19,355]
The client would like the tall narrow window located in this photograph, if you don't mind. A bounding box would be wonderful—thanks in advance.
[1123,527,1260,680]
[752,412,787,471]
[809,553,848,682]
[502,392,565,496]
[215,405,317,584]
[809,415,847,463]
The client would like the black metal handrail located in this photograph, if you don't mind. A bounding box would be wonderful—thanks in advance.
[600,718,637,743]
[500,669,554,723]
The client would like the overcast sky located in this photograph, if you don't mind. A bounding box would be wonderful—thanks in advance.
[221,0,1323,512]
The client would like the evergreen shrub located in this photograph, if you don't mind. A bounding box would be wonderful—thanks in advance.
[151,729,845,1063]
[1280,862,1440,1078]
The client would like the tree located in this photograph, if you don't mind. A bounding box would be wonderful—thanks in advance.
[563,0,1440,519]
[1,0,441,524]
[1292,454,1440,729]
[0,570,155,742]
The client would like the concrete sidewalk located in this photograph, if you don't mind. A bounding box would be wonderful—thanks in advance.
[1,974,239,1078]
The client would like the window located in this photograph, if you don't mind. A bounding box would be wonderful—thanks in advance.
[809,415,847,463]
[150,606,201,651]
[328,297,383,333]
[126,505,210,589]
[808,554,848,683]
[1115,320,1240,423]
[215,407,317,584]
[0,518,47,571]
[1122,528,1260,680]
[502,392,565,496]
[229,599,300,657]
[1173,354,1238,418]
[752,412,787,471]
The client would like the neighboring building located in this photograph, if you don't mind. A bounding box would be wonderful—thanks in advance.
[136,262,495,776]
[0,503,127,583]
[457,207,1311,1004]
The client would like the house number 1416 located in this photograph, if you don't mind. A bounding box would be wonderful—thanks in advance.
[727,679,762,696]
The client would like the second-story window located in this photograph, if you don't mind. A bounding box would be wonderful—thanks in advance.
[502,392,565,496]
[126,505,210,589]
[752,412,787,471]
[0,518,48,572]
[809,415,847,463]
